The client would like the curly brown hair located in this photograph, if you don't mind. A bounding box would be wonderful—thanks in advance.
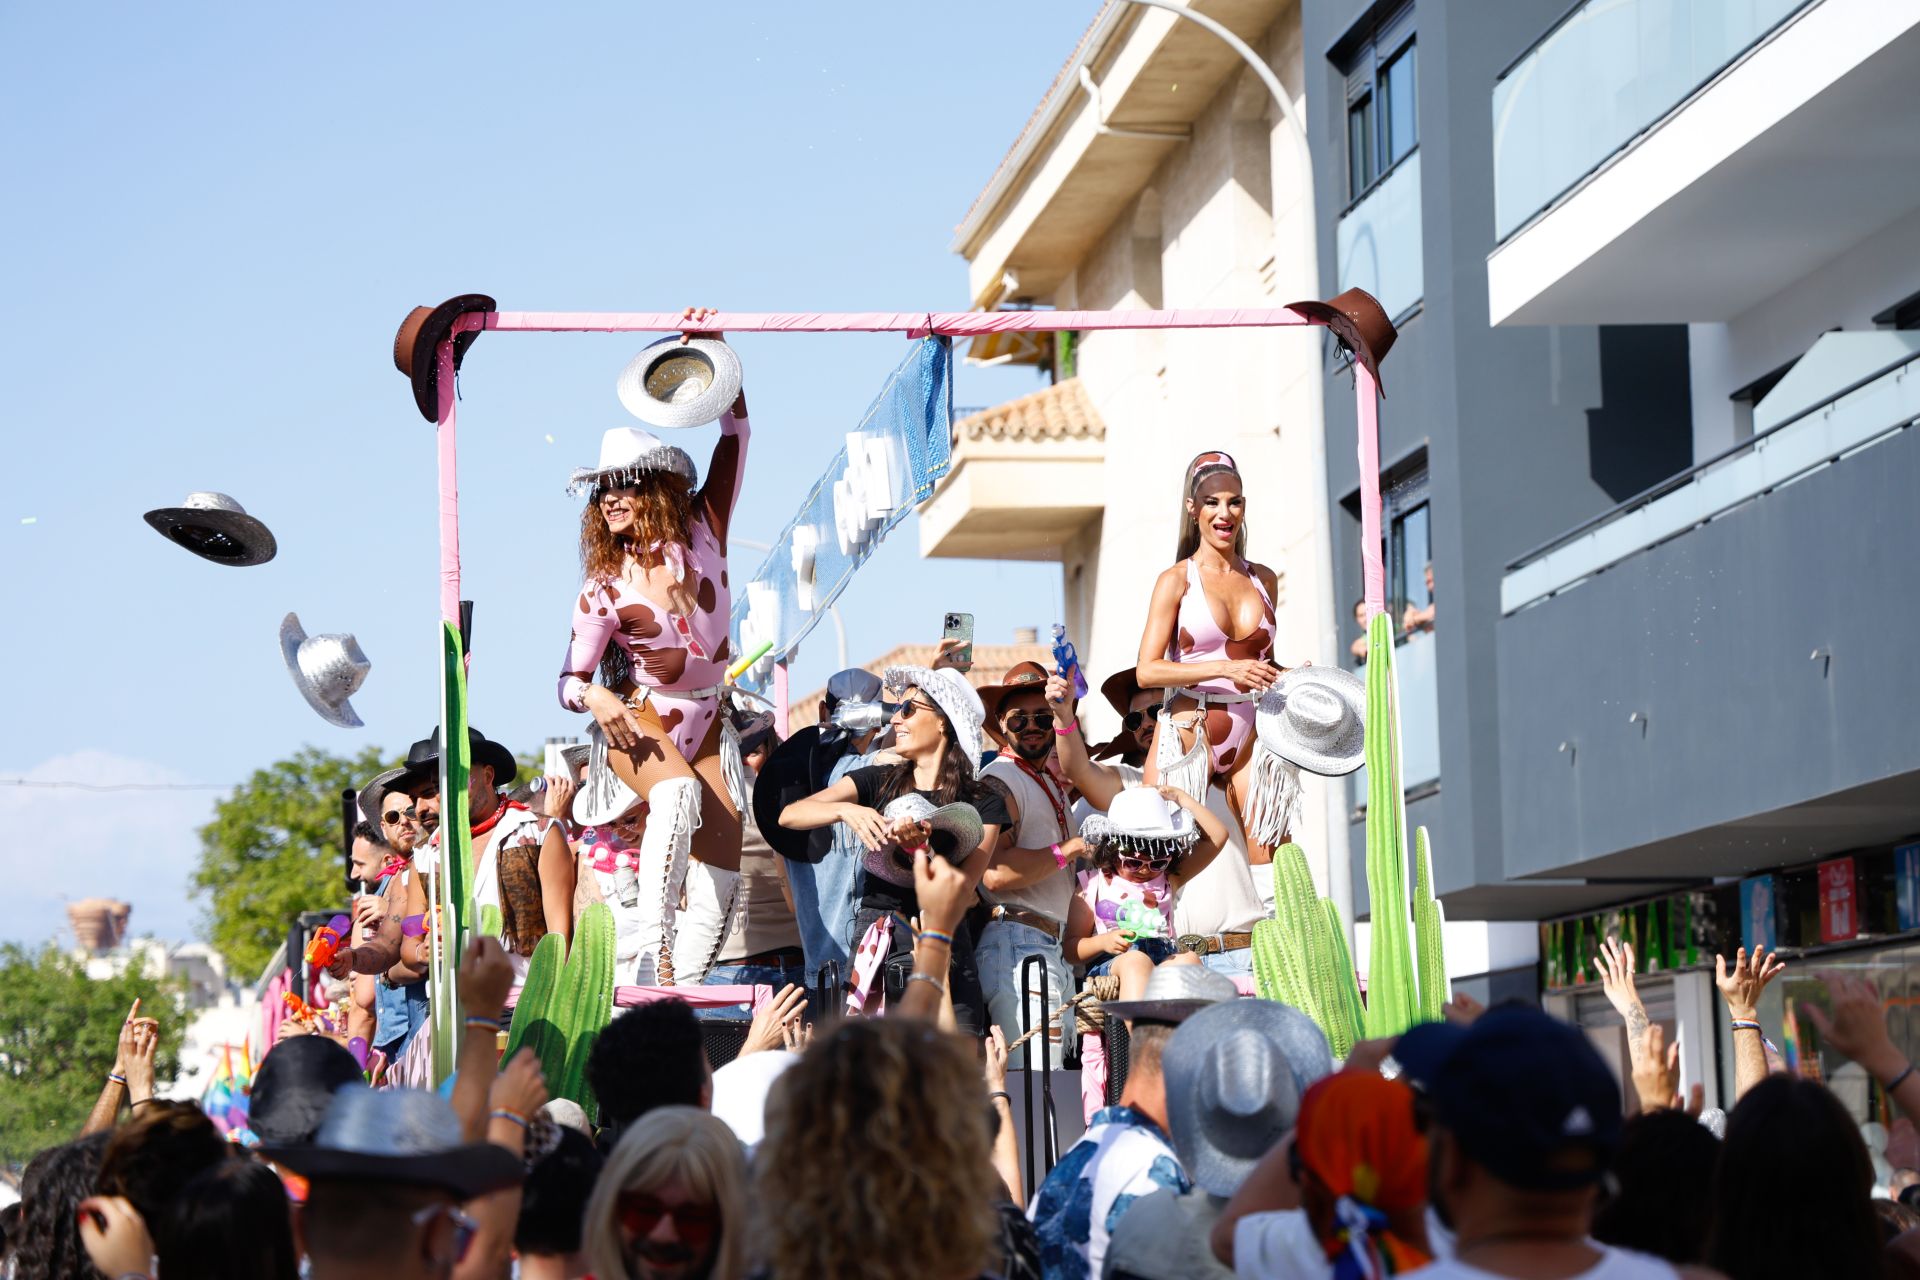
[579,472,697,583]
[755,1019,998,1280]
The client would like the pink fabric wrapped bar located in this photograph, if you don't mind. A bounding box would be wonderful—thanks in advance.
[615,983,772,1012]
[454,307,1315,337]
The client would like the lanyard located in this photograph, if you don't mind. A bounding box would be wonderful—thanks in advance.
[1009,756,1069,837]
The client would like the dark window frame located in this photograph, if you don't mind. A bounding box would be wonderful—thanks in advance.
[1341,4,1417,204]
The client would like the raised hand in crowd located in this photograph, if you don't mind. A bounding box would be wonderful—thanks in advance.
[932,635,972,673]
[1632,1024,1705,1116]
[489,1049,549,1144]
[123,1014,158,1111]
[1716,944,1785,1100]
[983,1025,1022,1206]
[1804,970,1920,1126]
[740,983,809,1057]
[1595,937,1654,1079]
[897,850,974,1023]
[452,935,516,1142]
[83,999,160,1135]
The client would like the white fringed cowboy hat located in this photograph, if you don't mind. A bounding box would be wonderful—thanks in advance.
[566,426,697,498]
[143,492,277,566]
[616,335,743,430]
[1078,787,1199,857]
[1255,666,1366,777]
[279,613,370,729]
[881,665,986,777]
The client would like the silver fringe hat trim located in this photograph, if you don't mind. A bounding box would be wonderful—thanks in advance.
[566,452,698,498]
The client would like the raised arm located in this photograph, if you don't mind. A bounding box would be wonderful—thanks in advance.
[698,392,751,549]
[538,821,576,948]
[1045,674,1128,810]
[1717,946,1785,1102]
[1163,785,1228,886]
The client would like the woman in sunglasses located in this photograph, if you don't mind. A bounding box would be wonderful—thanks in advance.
[1064,785,1228,1005]
[1133,450,1298,860]
[582,1106,747,1280]
[779,664,1006,1030]
[557,307,751,987]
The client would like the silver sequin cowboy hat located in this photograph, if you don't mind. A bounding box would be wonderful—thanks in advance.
[616,334,743,430]
[1254,666,1366,777]
[144,492,277,566]
[567,426,698,498]
[861,794,985,888]
[279,612,370,729]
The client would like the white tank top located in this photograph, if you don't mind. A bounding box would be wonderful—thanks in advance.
[1405,1246,1678,1280]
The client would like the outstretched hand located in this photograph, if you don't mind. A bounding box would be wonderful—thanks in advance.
[932,637,972,674]
[1715,946,1785,1021]
[1804,971,1905,1080]
[1631,1023,1697,1114]
[741,984,809,1057]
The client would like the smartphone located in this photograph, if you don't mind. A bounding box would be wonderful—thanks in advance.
[942,611,975,670]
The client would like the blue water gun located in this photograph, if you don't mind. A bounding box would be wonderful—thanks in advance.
[1051,624,1089,700]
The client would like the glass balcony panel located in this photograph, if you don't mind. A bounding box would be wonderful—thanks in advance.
[1337,149,1423,321]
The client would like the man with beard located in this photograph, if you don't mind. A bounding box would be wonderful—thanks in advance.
[977,662,1080,1069]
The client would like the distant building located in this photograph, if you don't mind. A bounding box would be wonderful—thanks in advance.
[789,640,1051,730]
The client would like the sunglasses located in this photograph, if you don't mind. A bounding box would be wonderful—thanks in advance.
[892,698,939,722]
[1002,710,1056,734]
[382,809,412,826]
[1122,709,1153,733]
[411,1203,478,1263]
[1118,853,1173,874]
[670,611,709,661]
[617,1192,720,1245]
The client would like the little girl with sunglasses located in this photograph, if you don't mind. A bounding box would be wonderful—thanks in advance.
[1064,785,1229,1000]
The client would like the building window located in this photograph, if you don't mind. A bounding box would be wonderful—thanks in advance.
[1387,463,1432,641]
[1729,358,1795,444]
[1343,4,1417,202]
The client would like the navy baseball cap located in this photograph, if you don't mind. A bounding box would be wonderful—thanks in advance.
[1394,1004,1621,1191]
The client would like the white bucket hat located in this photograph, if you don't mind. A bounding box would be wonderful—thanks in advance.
[1255,666,1366,777]
[143,491,277,566]
[616,335,743,430]
[1078,787,1199,857]
[1162,999,1334,1195]
[881,665,985,776]
[279,613,370,729]
[566,426,697,498]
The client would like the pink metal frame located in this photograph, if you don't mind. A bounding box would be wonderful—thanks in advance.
[426,305,1389,679]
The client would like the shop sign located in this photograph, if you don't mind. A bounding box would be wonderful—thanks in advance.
[1740,875,1777,953]
[1819,857,1858,944]
[1898,842,1920,932]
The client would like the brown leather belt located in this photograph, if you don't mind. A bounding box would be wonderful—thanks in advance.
[727,946,805,969]
[986,905,1065,943]
[1178,932,1253,955]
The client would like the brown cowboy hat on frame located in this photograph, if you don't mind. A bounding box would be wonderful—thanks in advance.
[393,293,497,423]
[1286,286,1397,392]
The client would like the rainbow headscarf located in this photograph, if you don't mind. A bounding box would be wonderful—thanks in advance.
[1294,1073,1432,1279]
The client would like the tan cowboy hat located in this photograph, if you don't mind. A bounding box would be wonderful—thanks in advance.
[976,660,1054,749]
[392,294,496,423]
[1287,286,1397,391]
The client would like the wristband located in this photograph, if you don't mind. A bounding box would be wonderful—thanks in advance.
[465,1015,502,1032]
[1886,1064,1917,1093]
[907,972,947,995]
[1051,842,1070,868]
[1729,1019,1761,1033]
[988,1090,1012,1106]
[1053,721,1078,737]
[918,929,954,949]
[490,1108,531,1130]
[107,1072,128,1086]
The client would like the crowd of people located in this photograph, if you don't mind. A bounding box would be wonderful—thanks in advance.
[9,384,1920,1279]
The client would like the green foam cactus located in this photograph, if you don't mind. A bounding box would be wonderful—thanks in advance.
[1412,826,1449,1022]
[1320,899,1367,1056]
[503,904,616,1119]
[1362,609,1419,1038]
[1254,844,1371,1059]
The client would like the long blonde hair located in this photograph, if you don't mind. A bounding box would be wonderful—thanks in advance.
[755,1019,999,1280]
[579,471,697,583]
[1174,449,1249,561]
[583,1107,749,1280]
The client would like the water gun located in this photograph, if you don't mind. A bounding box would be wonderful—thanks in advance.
[281,993,335,1034]
[304,914,352,969]
[1095,899,1168,940]
[1051,624,1088,700]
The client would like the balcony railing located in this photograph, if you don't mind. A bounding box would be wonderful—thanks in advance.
[1337,150,1423,323]
[1350,629,1441,815]
[1491,0,1817,240]
[1503,330,1920,614]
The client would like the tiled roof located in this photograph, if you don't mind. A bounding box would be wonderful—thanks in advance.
[954,377,1104,444]
[788,643,1052,730]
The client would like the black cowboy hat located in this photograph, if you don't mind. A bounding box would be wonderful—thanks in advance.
[393,294,496,423]
[261,1085,524,1202]
[249,1036,364,1147]
[388,725,519,795]
[753,725,856,863]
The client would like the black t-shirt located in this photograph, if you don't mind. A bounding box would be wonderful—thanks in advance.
[843,764,1009,914]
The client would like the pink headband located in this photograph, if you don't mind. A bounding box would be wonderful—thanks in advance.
[1186,450,1240,494]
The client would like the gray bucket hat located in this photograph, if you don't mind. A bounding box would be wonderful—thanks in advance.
[1162,999,1334,1195]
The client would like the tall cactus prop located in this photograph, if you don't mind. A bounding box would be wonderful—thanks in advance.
[1252,844,1366,1059]
[1362,609,1419,1038]
[1413,826,1449,1022]
[503,903,616,1118]
[1321,899,1368,1048]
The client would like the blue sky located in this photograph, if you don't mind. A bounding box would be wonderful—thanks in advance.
[0,2,1101,948]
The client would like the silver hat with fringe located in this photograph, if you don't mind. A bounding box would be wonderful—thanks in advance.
[567,426,696,498]
[1254,666,1366,777]
[881,665,985,777]
[861,794,985,887]
[1078,786,1200,857]
[616,334,743,430]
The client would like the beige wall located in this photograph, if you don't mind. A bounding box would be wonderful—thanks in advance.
[1053,6,1334,883]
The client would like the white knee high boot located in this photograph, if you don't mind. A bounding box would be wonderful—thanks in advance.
[633,777,700,987]
[673,859,740,988]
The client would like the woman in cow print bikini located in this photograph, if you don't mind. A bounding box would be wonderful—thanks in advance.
[558,308,750,986]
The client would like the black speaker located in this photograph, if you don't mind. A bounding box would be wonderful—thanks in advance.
[1104,1020,1132,1106]
[699,1018,753,1069]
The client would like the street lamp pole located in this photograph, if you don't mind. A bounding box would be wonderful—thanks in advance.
[1115,0,1350,929]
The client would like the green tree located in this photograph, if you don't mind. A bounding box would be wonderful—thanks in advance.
[0,945,181,1165]
[192,745,391,980]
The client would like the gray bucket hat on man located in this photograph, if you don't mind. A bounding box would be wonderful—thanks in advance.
[1101,963,1240,1024]
[1162,999,1334,1195]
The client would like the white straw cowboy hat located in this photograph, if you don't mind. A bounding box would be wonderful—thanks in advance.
[1255,666,1366,777]
[862,795,985,888]
[279,613,370,729]
[567,426,697,498]
[1101,963,1240,1025]
[882,665,986,777]
[1162,999,1334,1195]
[616,334,743,430]
[143,492,277,566]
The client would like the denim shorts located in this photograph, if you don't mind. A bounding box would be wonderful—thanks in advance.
[1085,935,1177,977]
